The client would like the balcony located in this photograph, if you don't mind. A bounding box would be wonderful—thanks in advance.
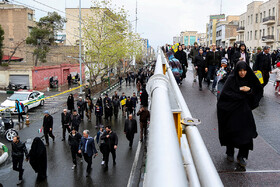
[263,16,275,25]
[229,36,236,41]
[236,26,245,33]
[262,35,274,43]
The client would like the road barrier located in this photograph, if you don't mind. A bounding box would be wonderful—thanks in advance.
[144,49,223,187]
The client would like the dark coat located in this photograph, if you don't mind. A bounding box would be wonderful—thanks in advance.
[189,47,199,63]
[11,141,28,158]
[67,96,75,110]
[233,51,250,66]
[79,137,97,157]
[131,96,138,107]
[29,137,47,179]
[206,50,222,67]
[137,109,150,124]
[124,119,137,134]
[100,130,118,149]
[194,54,206,69]
[140,89,148,107]
[126,100,134,112]
[217,61,263,149]
[71,114,81,129]
[43,115,53,130]
[253,52,272,72]
[68,132,82,149]
[61,112,71,126]
[77,100,85,111]
[95,106,103,116]
[174,50,188,66]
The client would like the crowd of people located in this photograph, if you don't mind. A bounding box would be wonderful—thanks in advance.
[164,42,278,168]
[11,68,153,185]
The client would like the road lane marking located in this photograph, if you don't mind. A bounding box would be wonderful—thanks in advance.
[127,141,142,187]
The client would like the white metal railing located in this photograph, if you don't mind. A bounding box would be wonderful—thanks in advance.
[144,49,223,187]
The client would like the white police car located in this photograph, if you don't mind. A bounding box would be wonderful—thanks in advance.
[0,91,45,113]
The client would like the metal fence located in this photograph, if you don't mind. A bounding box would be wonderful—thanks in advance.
[144,49,223,187]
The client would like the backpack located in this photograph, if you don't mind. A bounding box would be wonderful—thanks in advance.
[20,103,25,112]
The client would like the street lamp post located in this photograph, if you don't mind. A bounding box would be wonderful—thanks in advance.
[79,0,83,94]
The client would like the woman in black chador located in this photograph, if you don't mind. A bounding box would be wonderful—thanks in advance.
[29,137,47,181]
[217,61,263,167]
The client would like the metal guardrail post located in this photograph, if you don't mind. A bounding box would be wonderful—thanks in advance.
[144,53,188,187]
[162,50,223,187]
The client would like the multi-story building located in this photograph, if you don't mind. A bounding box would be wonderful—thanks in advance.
[237,0,280,51]
[173,36,180,44]
[179,31,206,46]
[206,15,239,47]
[0,1,36,59]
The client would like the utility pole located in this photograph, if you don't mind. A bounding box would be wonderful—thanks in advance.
[79,0,82,94]
[220,0,222,14]
[135,0,138,33]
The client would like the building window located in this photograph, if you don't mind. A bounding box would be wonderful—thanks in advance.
[273,7,275,16]
[28,27,33,36]
[247,32,249,41]
[260,13,262,22]
[255,30,258,40]
[260,30,262,39]
[269,9,271,16]
[248,16,250,25]
[263,29,265,36]
[250,31,252,40]
[28,13,33,21]
[272,26,274,35]
[251,14,253,24]
[256,14,258,23]
[268,27,270,35]
[264,11,266,18]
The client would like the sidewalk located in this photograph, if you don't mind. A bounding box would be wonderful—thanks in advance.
[0,82,142,187]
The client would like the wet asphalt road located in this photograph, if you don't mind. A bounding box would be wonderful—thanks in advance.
[181,63,280,186]
[0,83,141,187]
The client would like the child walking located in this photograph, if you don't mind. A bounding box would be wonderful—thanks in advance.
[271,62,280,95]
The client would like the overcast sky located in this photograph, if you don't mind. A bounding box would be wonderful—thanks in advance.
[12,0,264,48]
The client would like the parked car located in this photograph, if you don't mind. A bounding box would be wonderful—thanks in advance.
[0,91,45,114]
[0,109,18,141]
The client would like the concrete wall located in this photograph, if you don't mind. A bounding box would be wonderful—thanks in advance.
[32,64,85,90]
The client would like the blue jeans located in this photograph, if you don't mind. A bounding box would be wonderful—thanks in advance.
[207,65,217,87]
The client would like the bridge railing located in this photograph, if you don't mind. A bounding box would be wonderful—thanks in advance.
[144,49,223,187]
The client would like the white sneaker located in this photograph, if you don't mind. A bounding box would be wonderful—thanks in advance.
[101,161,105,165]
[17,180,22,185]
[72,165,76,170]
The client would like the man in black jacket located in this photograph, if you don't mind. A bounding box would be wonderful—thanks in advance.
[68,128,82,170]
[71,110,81,132]
[253,46,272,87]
[61,109,71,141]
[194,48,206,90]
[233,43,250,67]
[42,110,55,145]
[206,44,222,89]
[100,125,118,171]
[124,114,137,148]
[126,96,133,118]
[11,135,29,185]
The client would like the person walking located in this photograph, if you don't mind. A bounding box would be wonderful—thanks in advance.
[174,45,188,81]
[112,91,119,100]
[61,109,71,141]
[112,96,120,119]
[253,46,272,87]
[68,128,82,170]
[119,93,127,116]
[67,94,75,113]
[137,106,150,142]
[233,43,250,67]
[230,43,238,68]
[206,43,222,89]
[217,61,263,167]
[124,114,137,148]
[252,47,262,69]
[189,42,199,82]
[85,96,93,122]
[104,100,112,121]
[78,130,98,177]
[194,48,206,91]
[11,136,29,185]
[41,111,55,146]
[140,84,149,108]
[96,126,105,165]
[71,110,81,132]
[100,126,118,171]
[119,76,123,87]
[15,99,24,123]
[84,85,91,98]
[67,74,72,86]
[95,103,103,128]
[125,96,133,118]
[131,92,138,115]
[77,97,85,120]
[29,137,47,181]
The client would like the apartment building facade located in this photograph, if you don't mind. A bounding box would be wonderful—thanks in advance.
[237,0,280,51]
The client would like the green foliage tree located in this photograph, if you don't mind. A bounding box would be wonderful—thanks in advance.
[83,0,144,87]
[0,24,4,65]
[26,12,66,66]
